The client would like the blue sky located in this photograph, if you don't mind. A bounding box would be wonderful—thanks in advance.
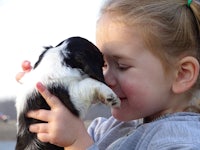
[0,0,103,100]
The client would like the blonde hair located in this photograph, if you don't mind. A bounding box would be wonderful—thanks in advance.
[99,0,200,111]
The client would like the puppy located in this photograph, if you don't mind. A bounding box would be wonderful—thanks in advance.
[15,36,120,150]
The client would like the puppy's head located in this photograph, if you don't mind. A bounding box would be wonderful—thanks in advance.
[34,36,105,83]
[61,37,105,82]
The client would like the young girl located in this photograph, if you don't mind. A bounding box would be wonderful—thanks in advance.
[16,0,200,149]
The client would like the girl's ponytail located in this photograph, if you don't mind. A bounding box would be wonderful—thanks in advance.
[190,0,200,35]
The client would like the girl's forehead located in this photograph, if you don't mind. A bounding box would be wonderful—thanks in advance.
[97,14,125,33]
[97,14,144,41]
[97,18,144,47]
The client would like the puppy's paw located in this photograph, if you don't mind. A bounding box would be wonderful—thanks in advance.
[97,84,121,108]
[105,93,121,108]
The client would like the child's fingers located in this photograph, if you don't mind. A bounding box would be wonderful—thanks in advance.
[36,82,63,109]
[29,123,49,134]
[37,133,50,143]
[22,60,32,71]
[30,124,61,145]
[16,60,32,82]
[27,109,51,122]
[15,72,26,82]
[29,124,51,143]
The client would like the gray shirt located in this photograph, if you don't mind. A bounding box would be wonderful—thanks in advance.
[87,112,200,150]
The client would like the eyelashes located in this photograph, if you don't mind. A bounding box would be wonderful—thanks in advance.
[103,61,130,71]
[117,64,130,71]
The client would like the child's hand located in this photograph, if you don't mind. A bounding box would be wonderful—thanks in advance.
[27,82,94,149]
[15,60,32,82]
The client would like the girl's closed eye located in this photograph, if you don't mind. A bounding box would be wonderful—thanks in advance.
[117,63,130,71]
[103,60,131,71]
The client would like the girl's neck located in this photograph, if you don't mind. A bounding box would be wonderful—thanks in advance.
[144,94,196,123]
[143,113,172,123]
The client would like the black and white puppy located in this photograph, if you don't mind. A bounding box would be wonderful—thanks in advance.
[15,37,120,150]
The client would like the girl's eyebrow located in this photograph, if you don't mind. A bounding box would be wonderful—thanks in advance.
[108,53,125,59]
[103,51,135,61]
[112,55,132,61]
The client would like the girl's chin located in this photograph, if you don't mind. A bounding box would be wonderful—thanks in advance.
[111,105,121,112]
[111,106,139,121]
[111,107,128,121]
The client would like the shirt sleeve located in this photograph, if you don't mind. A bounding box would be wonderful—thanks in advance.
[87,143,99,150]
[145,117,200,150]
[87,116,139,150]
[87,117,109,142]
[86,117,108,150]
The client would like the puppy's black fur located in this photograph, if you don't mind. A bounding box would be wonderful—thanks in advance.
[15,37,120,150]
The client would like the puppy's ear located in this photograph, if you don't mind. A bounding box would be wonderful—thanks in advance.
[82,53,105,83]
[62,37,105,82]
[172,56,199,93]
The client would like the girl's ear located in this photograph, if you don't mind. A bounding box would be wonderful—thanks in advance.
[172,56,199,94]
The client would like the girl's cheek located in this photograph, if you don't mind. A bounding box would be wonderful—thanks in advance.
[123,83,147,105]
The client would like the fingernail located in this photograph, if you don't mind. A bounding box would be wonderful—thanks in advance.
[26,111,32,117]
[36,82,45,92]
[22,60,31,70]
[24,60,30,65]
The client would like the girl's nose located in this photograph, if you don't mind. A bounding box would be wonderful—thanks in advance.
[103,69,117,88]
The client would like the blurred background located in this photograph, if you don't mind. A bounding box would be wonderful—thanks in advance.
[0,0,112,149]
